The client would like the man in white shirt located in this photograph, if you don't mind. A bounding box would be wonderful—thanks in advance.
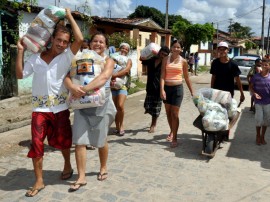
[16,8,83,197]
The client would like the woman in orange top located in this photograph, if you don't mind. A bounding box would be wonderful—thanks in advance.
[160,40,194,148]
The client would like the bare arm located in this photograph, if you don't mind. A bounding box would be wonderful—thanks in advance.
[112,59,132,79]
[83,58,115,92]
[182,59,194,96]
[64,73,85,98]
[160,56,167,100]
[235,76,245,102]
[65,8,83,55]
[16,39,25,79]
[210,75,216,88]
[249,82,261,100]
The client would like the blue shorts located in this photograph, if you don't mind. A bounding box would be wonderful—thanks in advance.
[163,84,183,107]
[111,89,128,96]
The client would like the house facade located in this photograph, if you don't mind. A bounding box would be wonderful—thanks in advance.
[190,29,253,67]
[1,3,171,97]
[87,16,171,76]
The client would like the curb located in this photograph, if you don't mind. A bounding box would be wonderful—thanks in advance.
[0,90,146,133]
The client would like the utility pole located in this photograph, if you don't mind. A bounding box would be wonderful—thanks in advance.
[266,17,270,54]
[261,0,265,57]
[216,23,219,42]
[267,17,270,54]
[165,0,168,30]
[107,0,111,18]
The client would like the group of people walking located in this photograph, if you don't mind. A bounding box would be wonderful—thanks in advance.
[15,7,270,198]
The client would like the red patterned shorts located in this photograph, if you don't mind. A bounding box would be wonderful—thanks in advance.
[27,109,72,158]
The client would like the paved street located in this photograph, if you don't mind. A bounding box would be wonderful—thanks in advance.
[1,73,270,202]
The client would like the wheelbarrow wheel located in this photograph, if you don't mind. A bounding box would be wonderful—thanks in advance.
[205,134,214,154]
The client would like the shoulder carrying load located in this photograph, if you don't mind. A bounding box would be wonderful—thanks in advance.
[22,6,66,53]
[68,50,106,109]
[110,52,129,90]
[140,43,161,60]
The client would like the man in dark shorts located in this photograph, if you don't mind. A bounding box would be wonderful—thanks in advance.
[16,8,83,197]
[141,46,170,133]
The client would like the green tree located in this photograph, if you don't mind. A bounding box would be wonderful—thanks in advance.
[128,5,190,29]
[228,22,254,38]
[107,32,137,50]
[128,6,165,27]
[172,22,215,54]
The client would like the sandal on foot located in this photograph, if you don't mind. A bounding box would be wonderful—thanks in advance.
[68,182,87,192]
[25,186,45,197]
[119,130,125,136]
[97,172,108,181]
[170,141,179,148]
[61,169,73,180]
[166,134,173,142]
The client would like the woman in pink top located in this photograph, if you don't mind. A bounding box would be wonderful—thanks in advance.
[160,40,194,148]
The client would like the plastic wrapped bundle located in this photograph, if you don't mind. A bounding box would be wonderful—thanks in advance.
[68,50,106,109]
[202,108,229,131]
[194,88,232,109]
[210,89,232,108]
[22,6,66,53]
[140,43,161,60]
[110,52,128,90]
[110,52,129,68]
[227,98,238,118]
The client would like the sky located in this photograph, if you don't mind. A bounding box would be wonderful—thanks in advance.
[27,0,270,37]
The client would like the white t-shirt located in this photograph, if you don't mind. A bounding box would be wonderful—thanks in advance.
[23,47,74,113]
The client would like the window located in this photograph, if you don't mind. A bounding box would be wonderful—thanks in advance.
[139,34,142,46]
[161,36,165,46]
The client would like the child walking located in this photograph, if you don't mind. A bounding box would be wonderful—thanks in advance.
[250,58,270,145]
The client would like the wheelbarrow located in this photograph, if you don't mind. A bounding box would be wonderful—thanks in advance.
[193,111,240,158]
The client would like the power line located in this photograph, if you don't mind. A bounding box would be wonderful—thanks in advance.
[213,6,262,24]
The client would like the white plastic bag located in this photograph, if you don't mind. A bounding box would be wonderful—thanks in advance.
[22,6,66,53]
[140,43,161,60]
[110,52,128,90]
[68,50,106,109]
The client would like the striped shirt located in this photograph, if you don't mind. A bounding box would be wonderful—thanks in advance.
[165,55,183,82]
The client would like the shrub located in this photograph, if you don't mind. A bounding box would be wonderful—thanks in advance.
[107,32,137,49]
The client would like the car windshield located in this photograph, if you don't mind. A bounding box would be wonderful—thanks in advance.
[234,59,255,67]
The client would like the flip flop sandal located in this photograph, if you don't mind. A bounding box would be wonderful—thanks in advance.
[61,169,74,180]
[25,186,45,197]
[119,130,125,136]
[97,172,108,181]
[68,182,87,192]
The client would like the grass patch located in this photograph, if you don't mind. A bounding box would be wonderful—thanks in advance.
[198,66,210,73]
[128,78,146,95]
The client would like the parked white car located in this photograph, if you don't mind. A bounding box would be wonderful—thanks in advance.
[232,56,257,85]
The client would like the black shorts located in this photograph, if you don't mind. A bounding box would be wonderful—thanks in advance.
[163,85,183,107]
